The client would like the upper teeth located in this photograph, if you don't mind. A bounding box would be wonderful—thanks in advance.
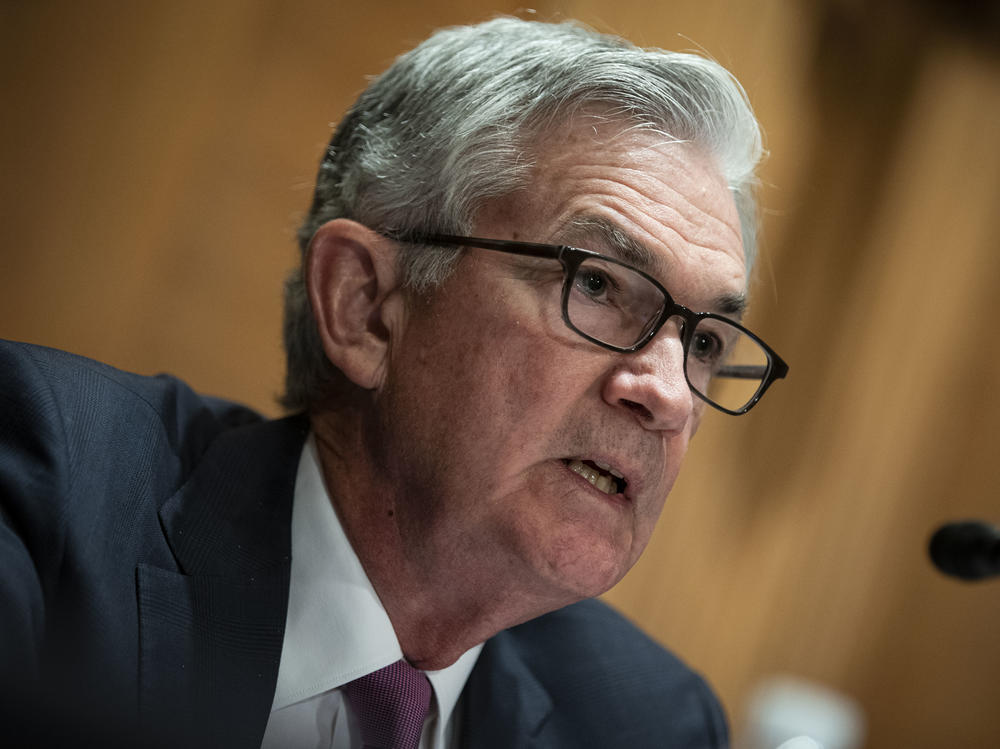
[567,459,620,495]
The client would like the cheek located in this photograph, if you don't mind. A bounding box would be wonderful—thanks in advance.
[458,308,566,416]
[688,399,707,437]
[392,275,603,467]
[395,316,538,454]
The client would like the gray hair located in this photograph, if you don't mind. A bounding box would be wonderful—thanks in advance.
[282,17,764,411]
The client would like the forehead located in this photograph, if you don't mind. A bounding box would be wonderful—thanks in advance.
[481,117,747,306]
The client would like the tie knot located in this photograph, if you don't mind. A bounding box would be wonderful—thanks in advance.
[343,659,433,749]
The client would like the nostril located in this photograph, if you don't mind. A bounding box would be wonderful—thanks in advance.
[620,398,653,421]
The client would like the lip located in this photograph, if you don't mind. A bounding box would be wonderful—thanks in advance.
[590,452,643,500]
[558,456,638,505]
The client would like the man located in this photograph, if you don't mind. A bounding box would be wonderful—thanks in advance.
[0,17,787,749]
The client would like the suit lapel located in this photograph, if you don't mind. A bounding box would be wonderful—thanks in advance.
[137,414,308,749]
[461,629,555,748]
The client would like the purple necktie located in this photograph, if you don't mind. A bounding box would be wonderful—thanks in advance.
[343,659,433,749]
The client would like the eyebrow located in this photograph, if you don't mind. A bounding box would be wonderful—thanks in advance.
[559,215,748,318]
[561,215,656,272]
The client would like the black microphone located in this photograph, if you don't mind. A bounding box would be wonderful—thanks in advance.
[928,521,1000,581]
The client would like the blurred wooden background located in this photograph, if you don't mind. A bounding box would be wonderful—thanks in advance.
[2,0,998,746]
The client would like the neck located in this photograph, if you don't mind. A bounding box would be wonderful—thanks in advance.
[309,408,575,670]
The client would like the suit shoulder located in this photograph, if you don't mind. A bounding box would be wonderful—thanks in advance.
[0,339,260,447]
[0,340,263,524]
[508,598,693,674]
[478,599,729,747]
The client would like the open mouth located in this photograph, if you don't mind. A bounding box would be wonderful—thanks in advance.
[562,458,627,496]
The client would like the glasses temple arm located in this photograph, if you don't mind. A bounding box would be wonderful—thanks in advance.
[716,364,770,379]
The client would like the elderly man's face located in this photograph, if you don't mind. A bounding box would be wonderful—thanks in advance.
[374,122,746,606]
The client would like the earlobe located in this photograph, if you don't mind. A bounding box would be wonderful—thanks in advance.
[306,219,401,390]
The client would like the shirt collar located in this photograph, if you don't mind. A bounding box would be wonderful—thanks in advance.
[272,435,482,741]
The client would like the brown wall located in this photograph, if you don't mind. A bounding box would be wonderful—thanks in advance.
[3,1,999,746]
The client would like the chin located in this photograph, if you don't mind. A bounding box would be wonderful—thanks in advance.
[541,544,631,601]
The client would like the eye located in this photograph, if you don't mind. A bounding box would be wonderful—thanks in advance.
[573,268,614,301]
[690,330,725,363]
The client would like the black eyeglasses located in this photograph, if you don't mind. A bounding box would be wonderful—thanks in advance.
[387,233,788,415]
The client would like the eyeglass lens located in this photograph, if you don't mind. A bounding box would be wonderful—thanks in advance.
[566,256,771,413]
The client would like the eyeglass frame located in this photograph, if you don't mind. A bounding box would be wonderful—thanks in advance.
[383,231,789,415]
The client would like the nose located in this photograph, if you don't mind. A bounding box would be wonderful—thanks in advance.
[600,319,695,433]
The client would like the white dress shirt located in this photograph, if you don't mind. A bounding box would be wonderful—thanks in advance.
[260,435,482,749]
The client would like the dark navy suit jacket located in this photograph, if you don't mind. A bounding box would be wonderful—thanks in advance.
[0,340,728,748]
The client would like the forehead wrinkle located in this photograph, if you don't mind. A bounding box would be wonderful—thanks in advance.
[582,172,746,294]
[617,164,743,250]
[553,161,742,257]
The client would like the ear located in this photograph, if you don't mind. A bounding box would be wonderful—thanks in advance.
[306,219,402,390]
